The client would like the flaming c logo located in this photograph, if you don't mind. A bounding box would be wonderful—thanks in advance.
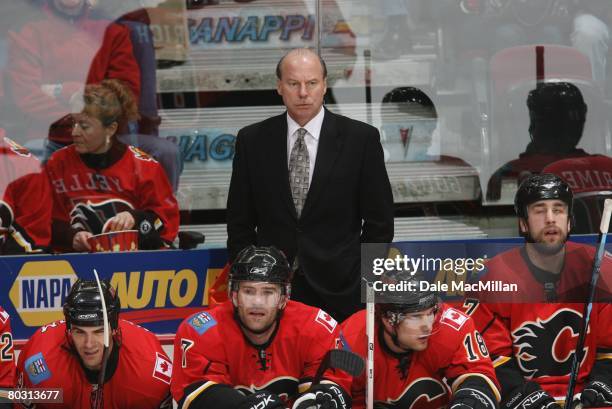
[512,308,588,378]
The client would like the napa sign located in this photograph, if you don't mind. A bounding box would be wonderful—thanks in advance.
[1,249,227,340]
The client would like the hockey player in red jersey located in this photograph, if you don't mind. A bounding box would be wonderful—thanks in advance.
[543,154,612,234]
[465,174,612,408]
[16,279,172,409]
[0,306,16,395]
[171,246,352,409]
[44,79,178,252]
[0,129,51,254]
[342,271,500,409]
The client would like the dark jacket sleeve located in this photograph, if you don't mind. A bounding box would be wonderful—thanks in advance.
[226,128,258,262]
[359,127,394,243]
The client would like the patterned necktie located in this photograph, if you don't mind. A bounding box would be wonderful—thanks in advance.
[288,128,309,217]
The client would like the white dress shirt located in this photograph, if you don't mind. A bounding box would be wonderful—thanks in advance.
[286,107,325,188]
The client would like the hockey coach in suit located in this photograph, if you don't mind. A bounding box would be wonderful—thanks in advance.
[227,48,394,322]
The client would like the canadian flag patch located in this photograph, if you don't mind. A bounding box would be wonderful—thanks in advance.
[152,352,172,384]
[315,309,338,334]
[440,308,468,331]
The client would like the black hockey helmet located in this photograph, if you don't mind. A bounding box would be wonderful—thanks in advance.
[527,82,587,149]
[382,87,437,118]
[229,246,292,295]
[63,279,120,330]
[514,173,573,219]
[376,270,440,327]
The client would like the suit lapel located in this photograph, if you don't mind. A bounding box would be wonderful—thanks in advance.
[269,113,298,219]
[301,109,343,218]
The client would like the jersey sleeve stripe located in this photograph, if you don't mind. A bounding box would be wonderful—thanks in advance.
[492,355,511,368]
[596,352,612,360]
[182,381,217,409]
[451,373,501,402]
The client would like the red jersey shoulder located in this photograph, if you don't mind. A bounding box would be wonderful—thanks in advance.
[19,321,69,387]
[118,320,172,386]
[287,301,339,334]
[29,320,67,345]
[179,303,229,343]
[482,247,523,280]
[339,310,367,355]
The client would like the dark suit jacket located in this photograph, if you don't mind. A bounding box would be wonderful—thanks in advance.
[227,108,394,320]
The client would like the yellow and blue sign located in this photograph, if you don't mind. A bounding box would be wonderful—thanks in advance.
[0,248,227,340]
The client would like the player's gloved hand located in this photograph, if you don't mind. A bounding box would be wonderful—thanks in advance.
[450,387,498,409]
[580,379,612,408]
[502,382,561,409]
[239,392,287,409]
[373,402,394,408]
[291,384,350,409]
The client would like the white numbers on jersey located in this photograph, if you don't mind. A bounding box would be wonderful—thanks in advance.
[462,299,480,316]
[462,331,489,362]
[0,332,13,361]
[181,338,195,368]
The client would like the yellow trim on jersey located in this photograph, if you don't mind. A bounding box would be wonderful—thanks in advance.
[492,356,511,368]
[451,373,501,402]
[182,381,217,409]
[596,352,612,360]
[10,230,33,253]
[298,379,338,394]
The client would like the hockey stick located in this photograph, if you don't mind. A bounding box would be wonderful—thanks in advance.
[92,269,110,409]
[564,199,612,409]
[366,280,375,409]
[311,349,365,386]
[292,349,364,409]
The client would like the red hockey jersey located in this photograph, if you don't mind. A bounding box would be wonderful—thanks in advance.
[171,300,350,405]
[0,307,15,388]
[7,5,140,143]
[466,242,612,401]
[341,305,500,409]
[44,144,179,249]
[0,132,51,253]
[543,155,612,194]
[16,319,171,409]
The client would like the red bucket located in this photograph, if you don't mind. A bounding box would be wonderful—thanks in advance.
[87,230,139,253]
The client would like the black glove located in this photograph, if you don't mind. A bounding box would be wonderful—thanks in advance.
[373,403,394,409]
[581,379,612,408]
[239,392,287,409]
[502,382,561,409]
[450,387,498,409]
[291,384,350,409]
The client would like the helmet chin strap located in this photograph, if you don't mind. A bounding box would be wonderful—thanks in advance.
[381,320,412,353]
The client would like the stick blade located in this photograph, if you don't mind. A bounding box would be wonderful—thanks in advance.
[328,349,365,377]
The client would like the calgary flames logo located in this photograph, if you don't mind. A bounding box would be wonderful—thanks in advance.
[70,199,134,234]
[388,377,447,409]
[512,308,587,379]
[129,146,156,162]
